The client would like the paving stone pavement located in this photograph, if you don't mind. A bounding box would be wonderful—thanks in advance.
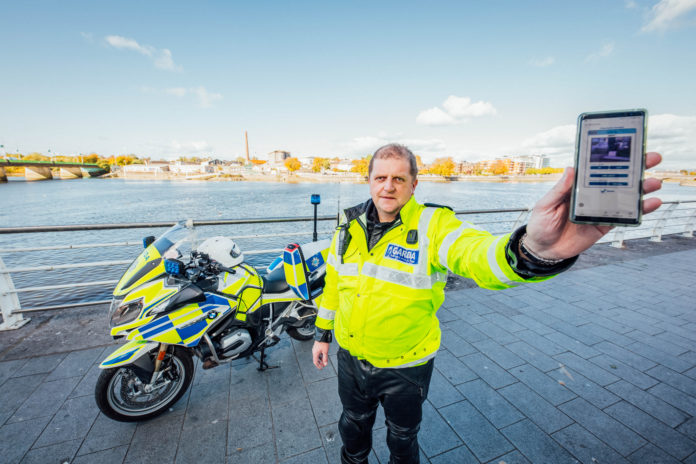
[2,247,696,463]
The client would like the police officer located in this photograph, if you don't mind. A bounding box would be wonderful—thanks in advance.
[312,143,663,464]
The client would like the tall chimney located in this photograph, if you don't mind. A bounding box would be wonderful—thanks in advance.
[245,131,250,162]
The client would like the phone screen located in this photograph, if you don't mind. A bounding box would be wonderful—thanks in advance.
[571,109,647,226]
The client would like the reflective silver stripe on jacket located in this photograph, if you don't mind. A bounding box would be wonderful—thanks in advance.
[317,306,335,321]
[362,262,437,289]
[391,351,437,369]
[415,207,436,275]
[328,253,359,276]
[438,224,466,271]
[487,235,516,286]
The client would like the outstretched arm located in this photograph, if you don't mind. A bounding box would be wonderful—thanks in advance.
[523,152,663,260]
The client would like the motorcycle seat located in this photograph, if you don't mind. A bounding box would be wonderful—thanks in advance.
[262,265,290,293]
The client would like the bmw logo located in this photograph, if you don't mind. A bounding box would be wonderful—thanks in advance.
[207,311,218,320]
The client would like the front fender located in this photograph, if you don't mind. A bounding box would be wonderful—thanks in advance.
[99,340,159,369]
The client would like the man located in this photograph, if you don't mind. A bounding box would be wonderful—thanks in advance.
[312,143,662,464]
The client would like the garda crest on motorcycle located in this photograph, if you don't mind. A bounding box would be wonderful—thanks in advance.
[95,221,329,422]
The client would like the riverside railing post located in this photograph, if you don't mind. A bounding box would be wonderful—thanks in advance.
[650,202,678,242]
[311,194,321,242]
[0,256,30,330]
[512,209,530,231]
[610,229,625,248]
[683,204,696,238]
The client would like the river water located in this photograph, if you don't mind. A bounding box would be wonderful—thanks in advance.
[1,177,694,308]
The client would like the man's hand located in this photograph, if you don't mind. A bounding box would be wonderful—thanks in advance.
[524,152,663,260]
[313,341,330,370]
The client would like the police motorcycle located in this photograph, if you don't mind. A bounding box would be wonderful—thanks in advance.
[95,221,329,422]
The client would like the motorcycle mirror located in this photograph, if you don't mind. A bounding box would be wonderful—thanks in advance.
[143,236,156,248]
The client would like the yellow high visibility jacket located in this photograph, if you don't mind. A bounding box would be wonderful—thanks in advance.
[316,196,549,368]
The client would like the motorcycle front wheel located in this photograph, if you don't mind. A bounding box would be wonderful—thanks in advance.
[95,346,194,422]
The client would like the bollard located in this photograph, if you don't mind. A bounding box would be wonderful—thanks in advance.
[311,194,321,242]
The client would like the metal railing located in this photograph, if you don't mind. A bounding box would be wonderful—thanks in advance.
[1,201,695,330]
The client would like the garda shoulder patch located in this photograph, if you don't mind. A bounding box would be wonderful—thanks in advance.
[385,244,419,265]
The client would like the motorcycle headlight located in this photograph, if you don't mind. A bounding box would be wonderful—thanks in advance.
[108,297,124,320]
[110,298,144,328]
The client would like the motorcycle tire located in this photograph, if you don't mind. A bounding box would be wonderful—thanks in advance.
[95,346,194,422]
[286,318,315,341]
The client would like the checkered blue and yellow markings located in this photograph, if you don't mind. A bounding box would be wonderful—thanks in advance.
[127,293,235,347]
[109,278,179,336]
[113,244,165,297]
[284,244,310,300]
[99,340,159,368]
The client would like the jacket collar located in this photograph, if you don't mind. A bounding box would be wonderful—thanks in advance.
[343,195,418,225]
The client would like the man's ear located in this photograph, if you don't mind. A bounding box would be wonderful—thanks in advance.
[412,179,418,192]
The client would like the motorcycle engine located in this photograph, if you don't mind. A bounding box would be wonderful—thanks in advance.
[219,329,252,358]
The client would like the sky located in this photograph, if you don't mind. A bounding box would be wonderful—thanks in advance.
[1,0,695,169]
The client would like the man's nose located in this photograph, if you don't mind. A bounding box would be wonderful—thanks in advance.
[384,178,395,190]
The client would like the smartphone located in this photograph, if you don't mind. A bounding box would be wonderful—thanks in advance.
[570,109,647,226]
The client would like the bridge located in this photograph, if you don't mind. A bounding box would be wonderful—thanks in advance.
[0,159,107,182]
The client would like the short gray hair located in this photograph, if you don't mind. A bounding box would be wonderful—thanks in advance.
[368,143,418,179]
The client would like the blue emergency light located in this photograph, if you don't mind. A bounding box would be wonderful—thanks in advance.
[311,194,321,205]
[164,259,184,275]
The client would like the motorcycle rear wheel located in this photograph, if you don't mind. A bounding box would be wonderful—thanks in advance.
[95,346,193,422]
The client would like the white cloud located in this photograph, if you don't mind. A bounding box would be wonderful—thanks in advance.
[625,0,638,8]
[646,113,696,167]
[442,96,497,118]
[192,86,223,108]
[169,140,212,154]
[642,0,696,31]
[529,56,555,67]
[416,107,457,126]
[160,86,223,108]
[585,41,615,62]
[165,87,188,97]
[515,114,696,169]
[520,124,576,157]
[346,134,447,161]
[416,95,497,126]
[105,35,181,71]
[153,49,177,71]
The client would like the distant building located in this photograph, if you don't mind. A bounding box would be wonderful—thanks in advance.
[268,150,291,163]
[123,162,170,174]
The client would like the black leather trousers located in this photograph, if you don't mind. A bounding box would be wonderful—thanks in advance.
[337,348,435,464]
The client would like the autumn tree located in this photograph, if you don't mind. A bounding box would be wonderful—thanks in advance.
[312,157,330,173]
[429,157,455,176]
[83,153,99,163]
[489,160,509,175]
[415,155,425,173]
[351,155,371,176]
[284,157,301,172]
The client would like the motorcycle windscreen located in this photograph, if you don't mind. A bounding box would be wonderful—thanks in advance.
[283,244,310,300]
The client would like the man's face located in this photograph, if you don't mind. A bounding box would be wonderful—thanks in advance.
[369,156,418,222]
